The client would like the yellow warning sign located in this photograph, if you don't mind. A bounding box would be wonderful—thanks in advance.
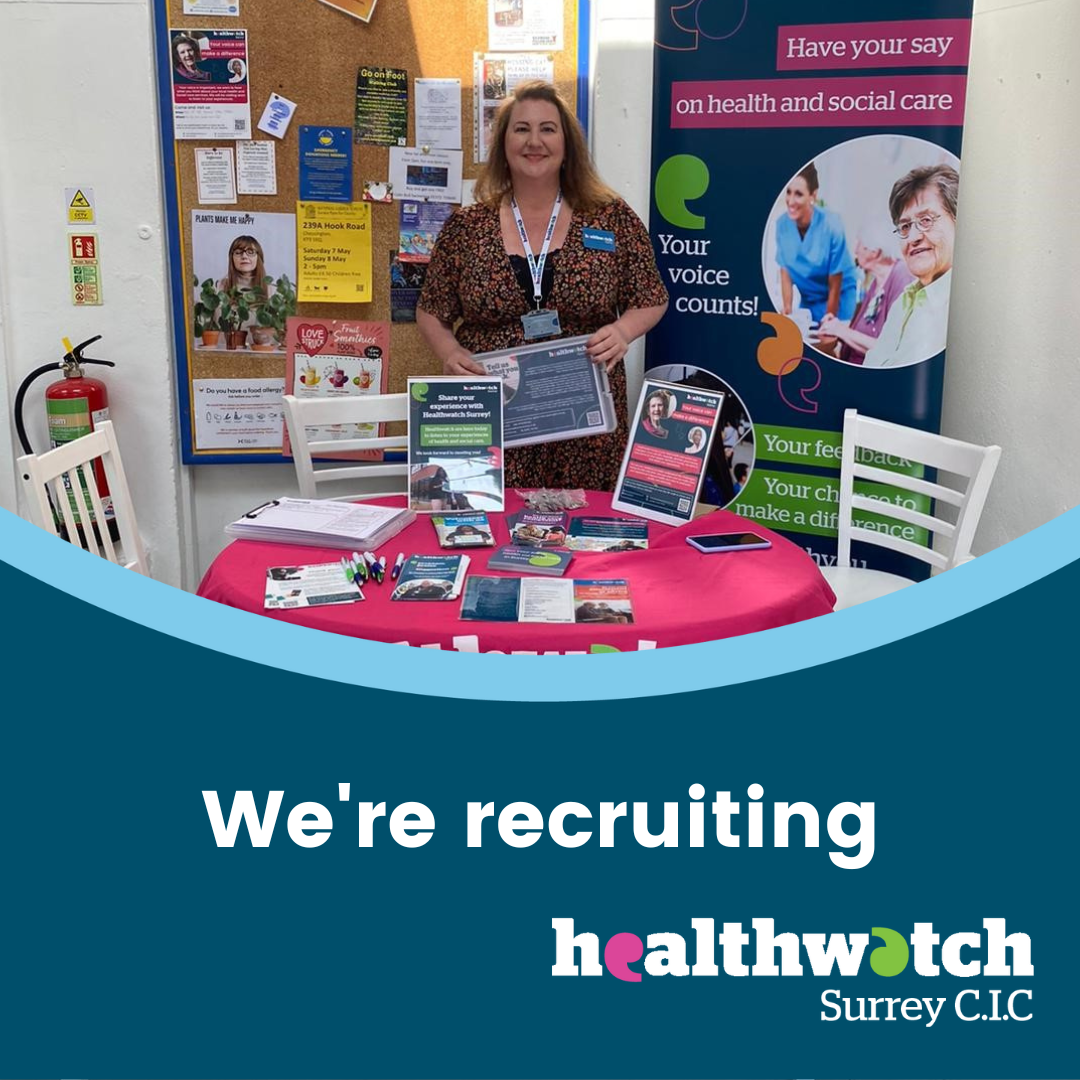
[65,186,95,225]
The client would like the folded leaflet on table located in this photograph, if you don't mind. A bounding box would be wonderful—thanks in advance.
[473,335,616,448]
[225,497,415,551]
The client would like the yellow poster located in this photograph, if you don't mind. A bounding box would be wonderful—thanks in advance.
[296,201,372,303]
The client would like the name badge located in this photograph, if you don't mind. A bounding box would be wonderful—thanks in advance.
[583,228,616,252]
[521,308,562,341]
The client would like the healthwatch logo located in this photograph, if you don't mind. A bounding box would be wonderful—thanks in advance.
[552,917,1034,1026]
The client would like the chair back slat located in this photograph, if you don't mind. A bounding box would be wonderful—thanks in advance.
[848,526,950,570]
[849,494,956,539]
[850,462,966,507]
[836,409,1000,572]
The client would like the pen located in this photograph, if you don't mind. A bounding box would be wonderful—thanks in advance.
[341,557,363,593]
[391,552,405,580]
[364,550,384,585]
[350,552,368,584]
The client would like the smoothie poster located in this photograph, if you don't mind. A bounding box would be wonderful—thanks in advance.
[648,0,974,579]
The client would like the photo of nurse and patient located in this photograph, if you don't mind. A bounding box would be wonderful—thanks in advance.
[762,134,961,370]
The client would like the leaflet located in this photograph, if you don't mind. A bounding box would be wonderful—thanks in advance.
[264,562,364,609]
[506,510,568,548]
[390,554,470,601]
[565,516,648,552]
[460,577,632,623]
[408,377,504,513]
[431,511,495,547]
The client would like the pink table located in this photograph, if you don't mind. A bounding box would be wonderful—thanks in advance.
[197,492,835,651]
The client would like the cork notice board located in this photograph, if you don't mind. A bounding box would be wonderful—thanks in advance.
[153,0,583,464]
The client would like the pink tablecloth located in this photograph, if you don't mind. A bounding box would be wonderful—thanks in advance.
[197,492,835,652]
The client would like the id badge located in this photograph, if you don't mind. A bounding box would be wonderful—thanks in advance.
[521,308,562,341]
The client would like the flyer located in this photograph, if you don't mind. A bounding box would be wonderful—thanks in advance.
[398,200,453,262]
[354,65,408,146]
[282,316,389,460]
[612,379,725,526]
[487,0,563,52]
[415,77,462,150]
[407,377,504,513]
[389,252,427,322]
[169,28,250,140]
[191,377,286,450]
[296,201,372,303]
[474,52,554,162]
[388,146,463,204]
[235,140,277,195]
[190,210,297,354]
[298,125,353,203]
[194,147,236,204]
[264,562,364,609]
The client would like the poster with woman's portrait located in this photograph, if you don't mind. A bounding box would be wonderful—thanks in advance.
[190,210,297,354]
[169,28,250,139]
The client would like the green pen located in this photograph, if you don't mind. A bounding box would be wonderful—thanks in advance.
[351,551,368,583]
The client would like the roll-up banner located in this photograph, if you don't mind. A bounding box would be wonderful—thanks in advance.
[647,1,974,579]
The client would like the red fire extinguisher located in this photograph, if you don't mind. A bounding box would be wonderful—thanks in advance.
[14,335,119,543]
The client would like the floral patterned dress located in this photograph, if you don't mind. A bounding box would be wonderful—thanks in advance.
[418,198,668,491]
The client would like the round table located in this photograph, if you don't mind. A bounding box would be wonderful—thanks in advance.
[197,491,836,651]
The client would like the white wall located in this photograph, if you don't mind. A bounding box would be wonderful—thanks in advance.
[0,0,186,586]
[1,0,1075,587]
[942,0,1080,551]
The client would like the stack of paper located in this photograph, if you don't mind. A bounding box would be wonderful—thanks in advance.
[226,497,415,551]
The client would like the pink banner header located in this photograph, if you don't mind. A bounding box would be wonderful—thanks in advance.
[777,19,971,71]
[670,74,967,129]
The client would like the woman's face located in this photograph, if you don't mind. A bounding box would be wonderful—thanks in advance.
[648,396,666,422]
[231,243,258,275]
[898,185,955,286]
[691,429,702,446]
[176,42,197,70]
[785,176,815,225]
[505,99,565,188]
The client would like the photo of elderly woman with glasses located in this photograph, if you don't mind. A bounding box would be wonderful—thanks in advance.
[862,164,959,368]
[762,137,961,369]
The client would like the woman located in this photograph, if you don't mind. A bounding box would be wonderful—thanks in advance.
[228,59,247,84]
[641,390,672,439]
[172,34,210,82]
[685,426,706,454]
[862,164,959,369]
[775,162,857,326]
[417,81,668,491]
[818,224,915,365]
[215,235,274,337]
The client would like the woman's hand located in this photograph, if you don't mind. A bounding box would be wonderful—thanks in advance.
[586,322,630,372]
[442,347,486,376]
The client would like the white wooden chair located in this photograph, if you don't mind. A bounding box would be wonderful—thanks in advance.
[282,393,409,500]
[17,419,149,575]
[822,409,1001,611]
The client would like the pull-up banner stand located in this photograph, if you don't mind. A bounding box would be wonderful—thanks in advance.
[647,0,974,579]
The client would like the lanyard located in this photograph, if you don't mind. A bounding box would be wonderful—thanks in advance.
[510,190,562,309]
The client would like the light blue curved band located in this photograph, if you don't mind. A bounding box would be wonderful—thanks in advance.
[0,505,1073,701]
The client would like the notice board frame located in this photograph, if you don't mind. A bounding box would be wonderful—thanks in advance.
[151,0,591,464]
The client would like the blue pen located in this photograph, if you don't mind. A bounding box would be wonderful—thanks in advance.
[341,557,362,594]
[391,552,405,581]
[351,551,368,583]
